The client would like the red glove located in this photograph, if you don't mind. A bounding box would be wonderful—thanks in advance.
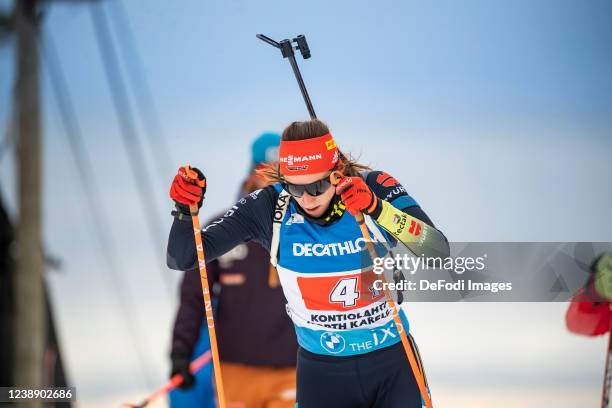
[566,287,611,336]
[335,176,379,216]
[169,165,206,209]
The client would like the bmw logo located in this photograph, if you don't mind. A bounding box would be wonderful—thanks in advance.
[320,332,346,354]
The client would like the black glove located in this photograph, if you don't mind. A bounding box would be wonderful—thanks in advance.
[170,350,195,390]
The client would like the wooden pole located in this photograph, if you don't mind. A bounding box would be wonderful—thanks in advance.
[15,2,44,407]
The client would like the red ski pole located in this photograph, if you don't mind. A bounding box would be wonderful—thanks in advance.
[120,351,212,408]
[602,310,612,408]
[185,165,228,408]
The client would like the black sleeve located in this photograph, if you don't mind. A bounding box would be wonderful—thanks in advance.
[365,170,435,228]
[170,256,223,358]
[167,185,278,271]
[170,268,205,358]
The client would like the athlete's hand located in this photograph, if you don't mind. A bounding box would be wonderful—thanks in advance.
[593,253,612,300]
[170,354,195,390]
[335,176,378,216]
[170,165,206,215]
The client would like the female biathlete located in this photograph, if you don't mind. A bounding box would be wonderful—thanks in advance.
[167,119,450,408]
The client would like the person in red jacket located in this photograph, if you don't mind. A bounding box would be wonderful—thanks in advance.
[566,253,612,336]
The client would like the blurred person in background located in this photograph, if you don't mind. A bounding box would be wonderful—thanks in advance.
[168,132,298,408]
[566,253,612,336]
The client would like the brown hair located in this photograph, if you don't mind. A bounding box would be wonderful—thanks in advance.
[258,119,370,183]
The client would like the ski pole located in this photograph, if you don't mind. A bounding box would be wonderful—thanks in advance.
[187,173,228,408]
[602,310,612,408]
[256,33,317,119]
[120,351,212,408]
[331,171,434,408]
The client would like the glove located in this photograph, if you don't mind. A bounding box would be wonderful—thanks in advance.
[170,351,196,390]
[170,165,206,217]
[593,253,612,301]
[335,176,379,217]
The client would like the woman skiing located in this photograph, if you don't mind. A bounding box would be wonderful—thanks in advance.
[168,119,450,408]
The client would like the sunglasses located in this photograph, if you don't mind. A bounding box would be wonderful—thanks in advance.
[282,175,333,198]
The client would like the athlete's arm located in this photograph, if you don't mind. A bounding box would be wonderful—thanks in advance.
[366,171,450,258]
[167,186,277,271]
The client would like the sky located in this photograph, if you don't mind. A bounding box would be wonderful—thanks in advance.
[1,0,611,407]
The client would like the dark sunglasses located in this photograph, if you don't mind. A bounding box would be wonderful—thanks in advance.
[282,175,333,198]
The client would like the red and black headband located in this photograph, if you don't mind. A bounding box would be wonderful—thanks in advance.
[278,133,339,176]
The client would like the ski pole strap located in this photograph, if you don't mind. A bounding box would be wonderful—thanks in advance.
[270,189,290,267]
